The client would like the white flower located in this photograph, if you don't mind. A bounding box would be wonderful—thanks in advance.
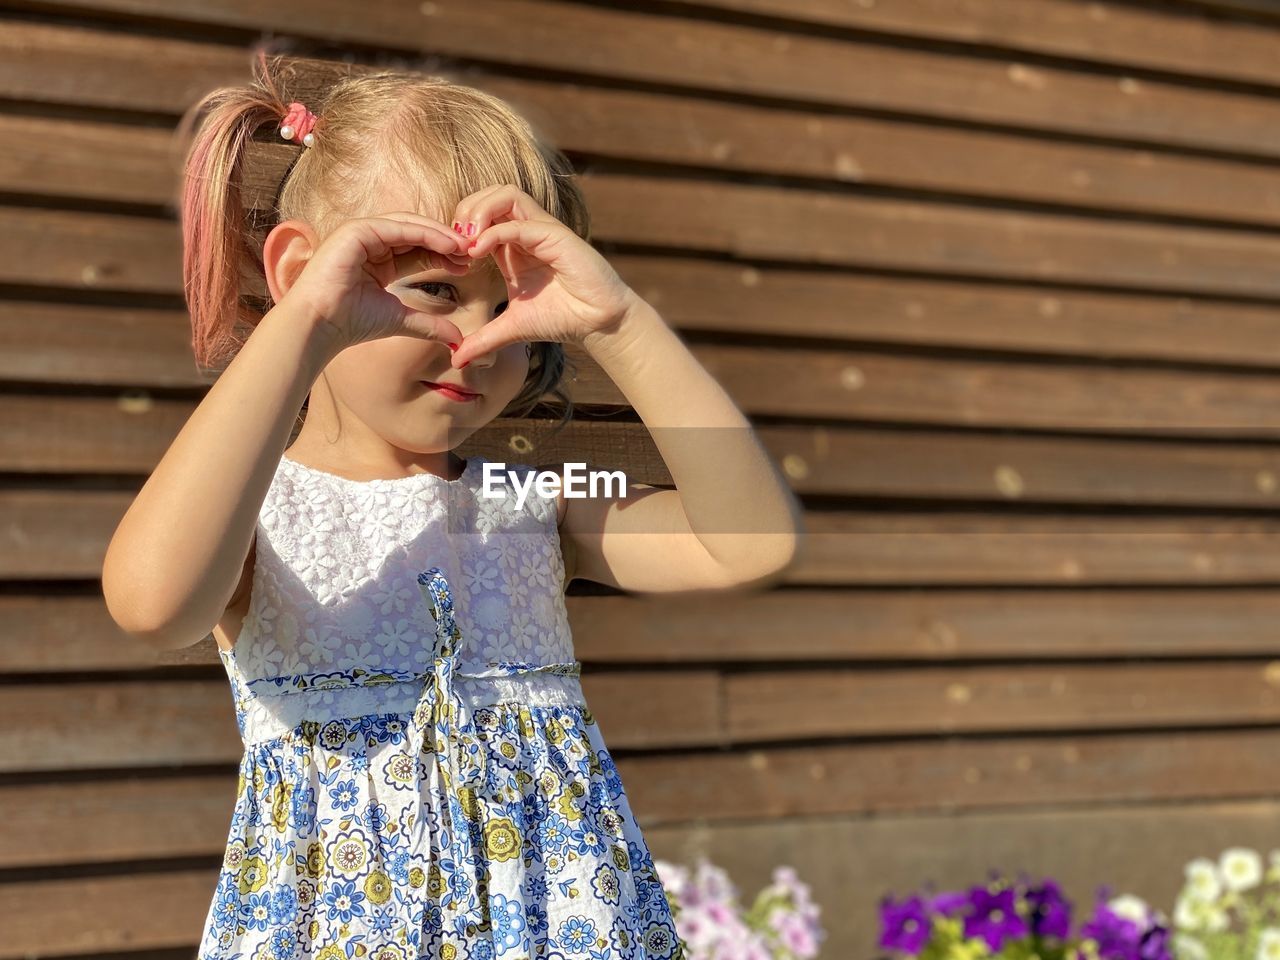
[273,612,301,654]
[1172,933,1208,960]
[1108,894,1150,926]
[1202,902,1229,933]
[1257,927,1280,960]
[370,578,415,616]
[517,540,553,589]
[337,637,375,670]
[472,593,512,633]
[501,574,531,610]
[530,592,558,629]
[1174,891,1229,932]
[463,556,502,594]
[480,633,512,662]
[374,617,418,659]
[298,623,337,665]
[1183,857,1222,901]
[1221,847,1264,892]
[486,537,522,573]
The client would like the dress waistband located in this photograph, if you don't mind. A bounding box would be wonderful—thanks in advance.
[221,567,585,797]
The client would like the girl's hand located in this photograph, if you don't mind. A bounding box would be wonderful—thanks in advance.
[275,212,474,351]
[448,185,640,367]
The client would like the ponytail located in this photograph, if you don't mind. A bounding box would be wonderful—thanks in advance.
[173,48,290,373]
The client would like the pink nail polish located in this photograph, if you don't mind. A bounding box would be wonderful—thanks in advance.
[466,222,476,237]
[460,359,471,368]
[446,341,459,351]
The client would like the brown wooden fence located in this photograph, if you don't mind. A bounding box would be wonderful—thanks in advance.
[7,0,1280,956]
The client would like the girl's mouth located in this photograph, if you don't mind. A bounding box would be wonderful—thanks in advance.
[420,380,482,402]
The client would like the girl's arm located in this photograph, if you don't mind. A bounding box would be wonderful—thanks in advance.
[102,300,340,650]
[557,294,805,594]
[442,184,804,595]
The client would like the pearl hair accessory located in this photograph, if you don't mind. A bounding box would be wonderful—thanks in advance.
[279,101,319,147]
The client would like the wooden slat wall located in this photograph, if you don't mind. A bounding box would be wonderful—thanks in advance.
[5,1,1280,956]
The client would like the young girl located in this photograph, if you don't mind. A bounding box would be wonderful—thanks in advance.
[102,50,801,960]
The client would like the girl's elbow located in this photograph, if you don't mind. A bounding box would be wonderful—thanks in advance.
[102,553,198,651]
[723,530,802,589]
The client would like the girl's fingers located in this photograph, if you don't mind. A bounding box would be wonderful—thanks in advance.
[448,319,520,369]
[402,312,465,345]
[360,225,471,282]
[451,186,560,240]
[387,246,469,274]
[466,218,556,262]
[425,250,471,275]
[360,218,457,254]
[364,214,469,261]
[377,211,469,248]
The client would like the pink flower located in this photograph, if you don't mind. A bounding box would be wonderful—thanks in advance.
[776,912,821,956]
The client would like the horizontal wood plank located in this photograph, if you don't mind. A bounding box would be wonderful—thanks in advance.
[0,775,237,868]
[1,870,218,956]
[727,660,1280,740]
[0,18,247,113]
[19,170,1280,304]
[576,174,1280,298]
[797,512,1280,584]
[10,661,1280,772]
[0,672,719,772]
[14,489,1280,584]
[15,584,1280,677]
[12,269,1280,374]
[697,0,1280,91]
[6,726,1280,871]
[694,346,1280,433]
[14,4,1280,160]
[0,302,200,387]
[15,399,1280,507]
[15,85,1280,230]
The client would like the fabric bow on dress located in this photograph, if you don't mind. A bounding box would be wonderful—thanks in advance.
[405,566,582,857]
[409,567,490,796]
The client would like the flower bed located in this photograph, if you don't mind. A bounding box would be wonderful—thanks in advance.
[654,856,827,959]
[877,845,1280,960]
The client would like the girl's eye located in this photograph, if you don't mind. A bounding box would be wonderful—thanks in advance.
[408,284,507,317]
[409,282,455,300]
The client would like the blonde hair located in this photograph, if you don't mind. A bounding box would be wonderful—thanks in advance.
[173,46,580,429]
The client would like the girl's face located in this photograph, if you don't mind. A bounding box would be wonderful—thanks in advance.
[297,208,529,463]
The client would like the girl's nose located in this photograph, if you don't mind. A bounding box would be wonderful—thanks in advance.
[463,353,496,370]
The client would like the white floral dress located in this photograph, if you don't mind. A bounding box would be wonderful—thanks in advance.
[196,453,685,960]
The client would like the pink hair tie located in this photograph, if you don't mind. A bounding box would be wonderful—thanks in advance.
[279,101,319,147]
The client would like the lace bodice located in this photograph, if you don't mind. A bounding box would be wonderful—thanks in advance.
[232,453,575,700]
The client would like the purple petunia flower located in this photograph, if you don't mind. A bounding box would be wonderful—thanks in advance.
[878,894,932,954]
[962,884,1029,953]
